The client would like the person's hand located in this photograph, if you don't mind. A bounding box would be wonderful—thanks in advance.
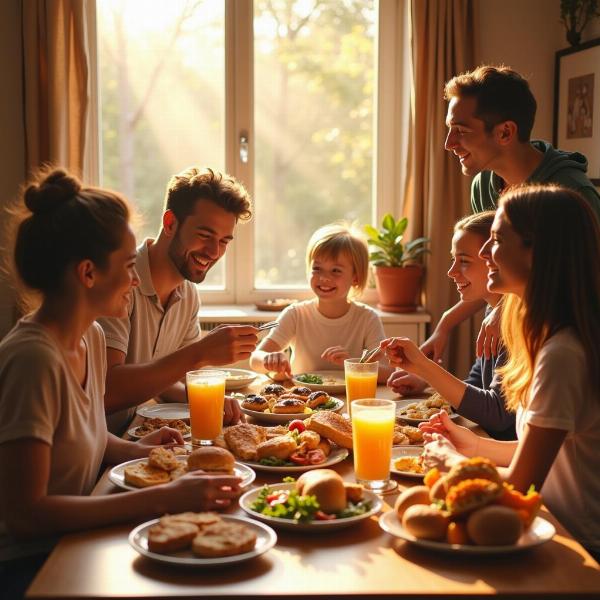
[421,433,465,472]
[321,346,350,366]
[379,337,430,375]
[138,426,184,448]
[387,369,428,395]
[419,410,480,457]
[165,470,242,512]
[476,304,502,359]
[263,351,292,378]
[223,395,245,425]
[419,327,449,364]
[195,325,259,367]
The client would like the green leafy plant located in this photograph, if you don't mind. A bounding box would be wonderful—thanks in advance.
[363,215,430,267]
[560,0,600,45]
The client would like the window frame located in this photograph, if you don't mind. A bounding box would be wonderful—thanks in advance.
[88,0,409,306]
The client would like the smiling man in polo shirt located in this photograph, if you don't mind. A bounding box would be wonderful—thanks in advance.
[100,167,259,434]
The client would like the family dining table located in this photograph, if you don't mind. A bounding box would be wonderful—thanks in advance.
[27,376,600,599]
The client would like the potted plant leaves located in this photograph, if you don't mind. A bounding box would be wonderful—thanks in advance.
[363,215,430,313]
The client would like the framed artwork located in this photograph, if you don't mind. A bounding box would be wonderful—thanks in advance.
[553,37,600,185]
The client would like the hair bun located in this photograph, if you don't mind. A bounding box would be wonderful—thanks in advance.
[24,169,81,214]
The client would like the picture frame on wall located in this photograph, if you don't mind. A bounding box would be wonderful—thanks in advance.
[553,37,600,185]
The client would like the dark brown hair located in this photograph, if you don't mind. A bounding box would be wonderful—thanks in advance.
[11,167,131,296]
[165,167,252,224]
[444,65,537,142]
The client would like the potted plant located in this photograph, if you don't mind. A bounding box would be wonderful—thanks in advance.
[560,0,600,46]
[363,215,429,313]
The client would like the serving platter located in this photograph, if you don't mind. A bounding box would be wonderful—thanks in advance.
[240,447,349,473]
[136,403,190,420]
[109,457,256,492]
[239,397,344,424]
[129,515,277,567]
[291,371,346,394]
[389,446,425,479]
[379,511,556,555]
[199,368,257,391]
[239,482,382,532]
[395,399,459,425]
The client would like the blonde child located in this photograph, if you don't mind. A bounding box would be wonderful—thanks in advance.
[250,223,392,382]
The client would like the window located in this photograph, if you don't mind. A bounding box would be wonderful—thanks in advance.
[96,0,407,302]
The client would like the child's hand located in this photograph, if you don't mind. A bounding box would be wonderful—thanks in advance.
[263,352,291,377]
[321,346,350,366]
[387,370,428,395]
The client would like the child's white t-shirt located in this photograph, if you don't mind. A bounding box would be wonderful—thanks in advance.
[516,328,600,553]
[264,299,386,374]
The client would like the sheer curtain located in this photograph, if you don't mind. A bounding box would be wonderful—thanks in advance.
[404,0,477,376]
[22,0,90,176]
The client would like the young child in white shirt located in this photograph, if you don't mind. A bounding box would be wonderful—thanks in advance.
[250,223,392,382]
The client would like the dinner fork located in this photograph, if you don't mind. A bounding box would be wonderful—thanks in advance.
[359,345,381,363]
[258,321,279,331]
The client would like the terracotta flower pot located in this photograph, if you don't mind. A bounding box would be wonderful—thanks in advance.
[374,264,423,313]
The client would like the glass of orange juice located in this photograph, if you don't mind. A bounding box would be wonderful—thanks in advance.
[351,398,397,493]
[344,358,379,413]
[186,370,226,446]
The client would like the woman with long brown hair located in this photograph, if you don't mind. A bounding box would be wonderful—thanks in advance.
[381,184,600,558]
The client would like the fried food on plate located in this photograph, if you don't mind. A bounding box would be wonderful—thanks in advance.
[224,423,267,461]
[272,398,306,414]
[241,394,270,412]
[306,411,353,449]
[256,435,297,460]
[124,463,171,488]
[148,447,180,472]
[307,390,329,409]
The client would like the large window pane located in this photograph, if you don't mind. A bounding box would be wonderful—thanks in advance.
[254,0,376,288]
[97,0,226,287]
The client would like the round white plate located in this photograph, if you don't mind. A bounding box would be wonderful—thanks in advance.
[240,482,382,532]
[200,368,257,391]
[109,456,256,492]
[291,371,346,394]
[136,403,190,420]
[379,511,555,555]
[129,515,277,567]
[239,397,344,424]
[127,425,191,440]
[395,399,459,425]
[390,446,425,479]
[241,447,349,473]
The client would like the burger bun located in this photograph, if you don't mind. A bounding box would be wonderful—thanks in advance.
[402,504,449,541]
[466,505,523,546]
[394,486,431,520]
[296,469,346,513]
[187,446,235,473]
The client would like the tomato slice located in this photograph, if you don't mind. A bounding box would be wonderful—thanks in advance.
[289,452,309,465]
[288,419,306,433]
[315,510,336,521]
[306,449,326,464]
[266,492,289,506]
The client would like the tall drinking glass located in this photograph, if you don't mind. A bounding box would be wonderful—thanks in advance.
[351,398,397,493]
[344,358,378,414]
[186,370,226,446]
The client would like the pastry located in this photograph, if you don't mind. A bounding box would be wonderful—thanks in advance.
[307,390,329,409]
[256,435,297,460]
[241,394,269,412]
[192,520,256,558]
[124,463,170,488]
[272,398,306,414]
[261,383,286,397]
[147,521,199,553]
[148,447,179,472]
[224,423,266,461]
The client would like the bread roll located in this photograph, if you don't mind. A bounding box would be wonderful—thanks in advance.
[402,505,449,541]
[394,486,431,520]
[187,446,235,473]
[466,505,523,546]
[296,469,347,513]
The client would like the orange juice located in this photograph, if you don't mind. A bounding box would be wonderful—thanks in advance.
[345,372,378,402]
[352,403,394,482]
[187,375,225,442]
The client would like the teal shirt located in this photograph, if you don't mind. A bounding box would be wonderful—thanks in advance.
[471,140,600,219]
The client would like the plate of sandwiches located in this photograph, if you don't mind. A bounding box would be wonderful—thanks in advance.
[291,371,346,394]
[390,446,425,479]
[237,383,344,424]
[199,368,257,391]
[136,403,190,420]
[217,412,353,473]
[127,418,191,440]
[240,470,383,532]
[109,446,256,492]
[395,393,459,425]
[129,512,277,567]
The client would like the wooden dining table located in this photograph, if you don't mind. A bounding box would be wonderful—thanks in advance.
[27,377,600,599]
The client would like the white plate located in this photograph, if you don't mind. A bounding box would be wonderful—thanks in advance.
[240,482,382,532]
[395,399,459,425]
[291,371,346,394]
[136,403,190,420]
[239,397,344,424]
[129,515,277,567]
[200,368,257,391]
[109,456,256,492]
[127,425,191,440]
[241,447,349,473]
[389,446,425,479]
[379,511,555,555]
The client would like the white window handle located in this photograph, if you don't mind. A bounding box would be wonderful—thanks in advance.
[239,133,249,164]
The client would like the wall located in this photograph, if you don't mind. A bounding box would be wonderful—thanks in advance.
[0,0,24,337]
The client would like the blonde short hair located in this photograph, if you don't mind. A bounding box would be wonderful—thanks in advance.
[306,223,369,298]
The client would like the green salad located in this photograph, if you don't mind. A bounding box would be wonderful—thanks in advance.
[295,373,323,384]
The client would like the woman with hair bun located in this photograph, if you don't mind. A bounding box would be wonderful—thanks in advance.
[0,169,242,596]
[382,184,600,559]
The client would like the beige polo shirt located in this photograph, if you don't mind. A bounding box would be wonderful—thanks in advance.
[99,239,202,434]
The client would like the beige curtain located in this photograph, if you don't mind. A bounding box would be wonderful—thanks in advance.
[22,0,89,176]
[404,0,478,376]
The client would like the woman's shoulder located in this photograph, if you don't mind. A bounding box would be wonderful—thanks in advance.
[537,328,586,371]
